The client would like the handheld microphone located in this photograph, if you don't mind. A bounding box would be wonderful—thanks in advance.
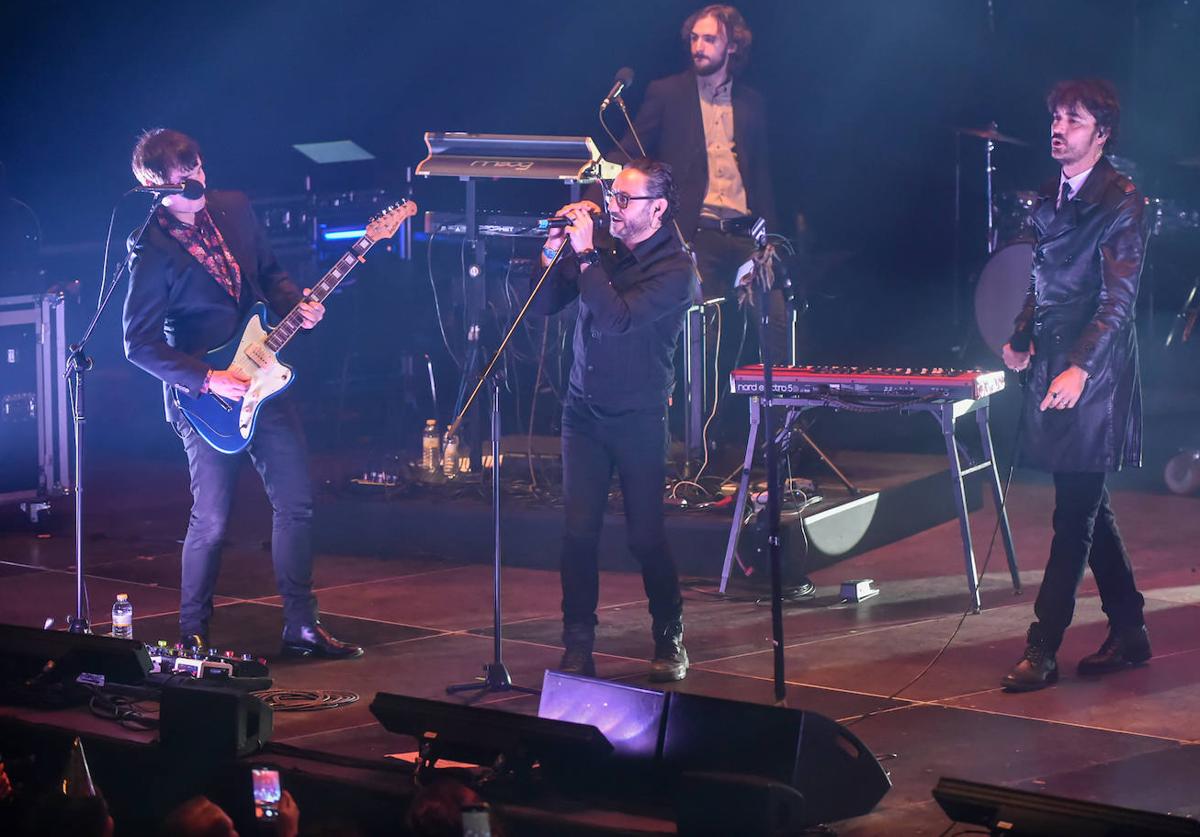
[538,214,610,232]
[600,67,635,111]
[133,178,205,200]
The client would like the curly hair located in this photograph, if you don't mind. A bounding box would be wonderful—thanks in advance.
[1046,78,1121,152]
[681,4,752,75]
[131,128,202,186]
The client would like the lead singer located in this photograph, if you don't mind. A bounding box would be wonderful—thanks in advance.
[533,158,696,681]
[1001,79,1149,692]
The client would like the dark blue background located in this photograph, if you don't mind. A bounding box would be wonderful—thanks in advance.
[2,0,1197,453]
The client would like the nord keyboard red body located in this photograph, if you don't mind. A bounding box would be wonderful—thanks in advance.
[730,365,1006,400]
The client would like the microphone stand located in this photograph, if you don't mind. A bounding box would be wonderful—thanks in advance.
[62,196,160,634]
[748,232,788,705]
[604,95,712,476]
[442,246,570,699]
[607,97,702,283]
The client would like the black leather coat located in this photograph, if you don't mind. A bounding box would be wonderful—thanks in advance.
[1010,156,1146,473]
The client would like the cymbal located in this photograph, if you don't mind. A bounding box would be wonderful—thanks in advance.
[955,125,1029,146]
[1178,156,1200,168]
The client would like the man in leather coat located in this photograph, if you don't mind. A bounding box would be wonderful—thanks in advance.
[1000,79,1149,692]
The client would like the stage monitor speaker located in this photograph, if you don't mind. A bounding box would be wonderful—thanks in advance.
[0,623,152,691]
[933,776,1200,837]
[662,692,891,828]
[537,669,666,763]
[370,691,613,774]
[676,771,808,837]
[159,679,273,761]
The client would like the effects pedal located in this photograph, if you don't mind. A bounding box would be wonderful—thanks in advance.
[839,579,880,603]
[149,641,270,680]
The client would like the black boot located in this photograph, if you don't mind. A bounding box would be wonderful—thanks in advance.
[558,623,596,677]
[650,619,689,682]
[1002,623,1058,692]
[281,623,364,659]
[1077,625,1152,676]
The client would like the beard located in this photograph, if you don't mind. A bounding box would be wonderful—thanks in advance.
[613,213,652,243]
[693,51,727,77]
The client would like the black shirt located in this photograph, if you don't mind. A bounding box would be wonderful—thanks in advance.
[532,225,696,412]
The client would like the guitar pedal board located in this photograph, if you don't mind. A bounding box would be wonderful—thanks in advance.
[148,640,270,682]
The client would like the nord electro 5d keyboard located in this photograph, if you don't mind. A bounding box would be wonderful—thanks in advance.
[730,365,1006,400]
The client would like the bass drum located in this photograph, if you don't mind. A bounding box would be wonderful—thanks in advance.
[974,242,1032,358]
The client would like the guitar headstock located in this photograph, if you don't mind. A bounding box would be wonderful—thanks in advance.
[366,199,418,241]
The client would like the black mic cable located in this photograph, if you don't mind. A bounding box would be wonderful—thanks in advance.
[843,372,1029,729]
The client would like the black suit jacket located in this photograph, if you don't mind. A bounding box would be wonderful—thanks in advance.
[122,190,302,422]
[1009,156,1146,472]
[598,70,777,242]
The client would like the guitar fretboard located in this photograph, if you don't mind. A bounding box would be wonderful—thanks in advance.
[266,235,376,353]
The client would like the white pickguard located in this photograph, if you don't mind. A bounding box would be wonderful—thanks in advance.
[231,317,292,439]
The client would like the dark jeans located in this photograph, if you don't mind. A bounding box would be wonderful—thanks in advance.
[560,398,683,639]
[693,227,792,365]
[175,397,317,639]
[1033,471,1145,650]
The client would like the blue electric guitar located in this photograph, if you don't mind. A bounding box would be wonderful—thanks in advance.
[176,200,417,454]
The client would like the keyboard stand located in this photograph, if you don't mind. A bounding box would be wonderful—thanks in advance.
[720,394,1021,612]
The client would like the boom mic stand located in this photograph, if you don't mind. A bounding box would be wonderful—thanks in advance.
[442,247,572,699]
[603,92,713,477]
[61,194,161,634]
[603,96,702,286]
[747,229,789,705]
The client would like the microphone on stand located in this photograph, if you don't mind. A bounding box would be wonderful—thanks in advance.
[133,178,205,200]
[537,214,610,232]
[600,67,635,111]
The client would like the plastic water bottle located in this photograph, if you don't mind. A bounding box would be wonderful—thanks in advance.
[111,593,133,639]
[442,428,460,480]
[422,419,440,474]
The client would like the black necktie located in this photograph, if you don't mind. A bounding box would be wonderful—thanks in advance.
[1057,181,1072,214]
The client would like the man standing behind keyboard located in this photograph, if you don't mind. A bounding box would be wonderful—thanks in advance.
[605,5,784,355]
[534,158,696,682]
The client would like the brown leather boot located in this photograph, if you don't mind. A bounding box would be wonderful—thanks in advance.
[1002,624,1058,692]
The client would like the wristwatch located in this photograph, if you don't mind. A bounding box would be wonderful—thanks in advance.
[577,248,600,269]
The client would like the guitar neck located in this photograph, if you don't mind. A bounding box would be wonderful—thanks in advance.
[266,234,378,353]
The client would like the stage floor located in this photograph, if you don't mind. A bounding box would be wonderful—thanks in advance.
[2,455,1200,835]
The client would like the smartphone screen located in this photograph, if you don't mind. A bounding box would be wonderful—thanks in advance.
[251,767,281,821]
[461,805,492,837]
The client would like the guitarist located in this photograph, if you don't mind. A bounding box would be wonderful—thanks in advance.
[122,128,362,660]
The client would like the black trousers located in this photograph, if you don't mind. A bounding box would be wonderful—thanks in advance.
[1033,471,1145,650]
[692,227,792,365]
[175,397,318,639]
[560,398,683,638]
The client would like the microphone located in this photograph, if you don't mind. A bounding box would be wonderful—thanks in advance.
[133,178,205,200]
[600,67,635,111]
[538,214,610,232]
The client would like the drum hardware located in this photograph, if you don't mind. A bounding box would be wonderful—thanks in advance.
[992,190,1040,247]
[952,123,1028,342]
[1146,197,1200,238]
[954,123,1029,255]
[1165,280,1199,348]
[974,242,1033,359]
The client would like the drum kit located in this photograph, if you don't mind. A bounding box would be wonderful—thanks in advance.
[955,124,1200,361]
